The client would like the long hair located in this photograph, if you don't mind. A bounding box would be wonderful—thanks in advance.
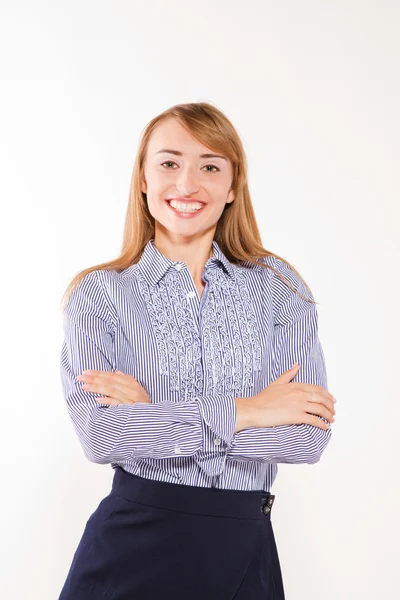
[61,101,317,311]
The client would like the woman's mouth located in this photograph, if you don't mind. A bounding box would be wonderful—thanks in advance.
[165,199,206,218]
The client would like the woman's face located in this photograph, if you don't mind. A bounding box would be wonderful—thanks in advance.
[141,118,235,237]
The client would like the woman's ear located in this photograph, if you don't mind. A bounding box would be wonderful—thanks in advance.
[226,188,235,204]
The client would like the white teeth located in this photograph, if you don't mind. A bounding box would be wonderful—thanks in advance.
[169,201,204,212]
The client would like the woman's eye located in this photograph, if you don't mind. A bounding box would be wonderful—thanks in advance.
[160,161,220,172]
[203,165,220,172]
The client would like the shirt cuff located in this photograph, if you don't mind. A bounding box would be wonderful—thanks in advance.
[196,393,237,447]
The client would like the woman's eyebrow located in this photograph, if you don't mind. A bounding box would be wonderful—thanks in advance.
[155,149,227,161]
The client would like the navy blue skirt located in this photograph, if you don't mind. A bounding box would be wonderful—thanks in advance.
[58,466,285,599]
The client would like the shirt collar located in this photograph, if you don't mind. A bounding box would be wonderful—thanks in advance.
[137,238,235,286]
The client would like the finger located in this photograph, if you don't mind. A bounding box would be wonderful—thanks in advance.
[294,383,336,406]
[80,370,124,385]
[307,392,335,421]
[91,370,138,393]
[272,364,300,384]
[95,396,120,406]
[80,370,128,392]
[82,380,134,405]
[306,414,331,430]
[308,391,335,417]
[80,381,120,398]
[79,371,143,405]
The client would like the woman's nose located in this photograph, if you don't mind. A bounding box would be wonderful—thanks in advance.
[176,169,200,195]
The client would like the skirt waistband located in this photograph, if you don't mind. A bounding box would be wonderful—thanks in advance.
[111,466,275,520]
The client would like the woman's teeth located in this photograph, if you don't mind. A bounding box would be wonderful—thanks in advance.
[168,201,204,213]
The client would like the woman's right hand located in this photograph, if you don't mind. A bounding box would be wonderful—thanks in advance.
[234,364,336,432]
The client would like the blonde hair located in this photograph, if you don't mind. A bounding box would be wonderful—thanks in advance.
[61,101,317,311]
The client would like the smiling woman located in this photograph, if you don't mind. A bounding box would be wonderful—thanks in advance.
[139,118,236,243]
[58,101,333,600]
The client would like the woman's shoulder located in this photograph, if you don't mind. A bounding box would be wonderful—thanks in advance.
[66,269,120,328]
[252,254,315,327]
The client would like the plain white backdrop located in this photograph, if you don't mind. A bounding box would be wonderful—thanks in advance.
[1,1,399,598]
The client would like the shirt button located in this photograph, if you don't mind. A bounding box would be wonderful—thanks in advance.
[213,438,221,446]
[187,291,196,299]
[174,446,182,454]
[175,263,183,271]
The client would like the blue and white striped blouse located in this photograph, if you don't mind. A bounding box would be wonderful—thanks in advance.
[60,238,332,492]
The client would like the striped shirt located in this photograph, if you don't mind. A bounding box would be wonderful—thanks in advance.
[60,238,331,492]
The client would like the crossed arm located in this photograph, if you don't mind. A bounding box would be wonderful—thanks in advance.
[60,265,332,478]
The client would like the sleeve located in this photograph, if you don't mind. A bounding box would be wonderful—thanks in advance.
[226,257,332,464]
[60,270,236,475]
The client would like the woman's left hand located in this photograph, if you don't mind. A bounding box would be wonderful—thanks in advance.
[76,369,151,406]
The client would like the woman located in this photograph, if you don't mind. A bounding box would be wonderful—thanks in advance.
[58,102,336,599]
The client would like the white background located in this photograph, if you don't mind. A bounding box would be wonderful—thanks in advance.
[1,1,399,598]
